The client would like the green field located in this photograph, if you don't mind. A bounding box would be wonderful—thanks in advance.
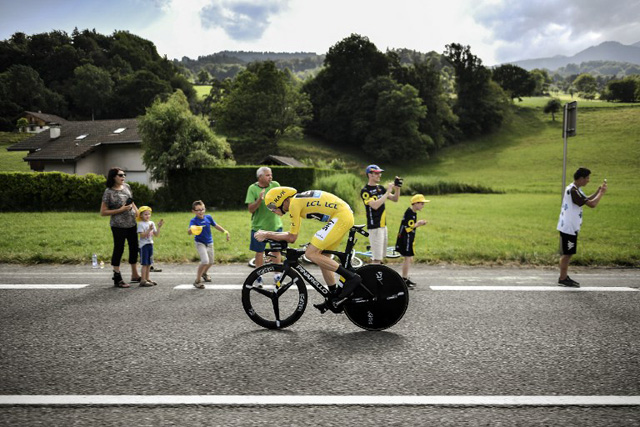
[0,101,638,266]
[0,132,31,172]
[518,93,639,109]
[194,85,212,100]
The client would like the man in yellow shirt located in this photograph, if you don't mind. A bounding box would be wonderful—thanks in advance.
[254,187,361,299]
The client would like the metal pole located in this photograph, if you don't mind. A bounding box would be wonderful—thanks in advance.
[560,103,569,253]
[562,103,568,195]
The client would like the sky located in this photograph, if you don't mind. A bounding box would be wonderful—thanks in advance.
[1,0,639,65]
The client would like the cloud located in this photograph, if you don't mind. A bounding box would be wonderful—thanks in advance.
[200,0,289,41]
[476,0,640,62]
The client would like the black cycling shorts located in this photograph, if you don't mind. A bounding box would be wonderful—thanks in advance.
[395,232,415,257]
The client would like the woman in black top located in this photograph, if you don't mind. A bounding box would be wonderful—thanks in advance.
[100,167,141,287]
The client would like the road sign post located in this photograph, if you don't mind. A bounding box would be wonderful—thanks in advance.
[560,101,577,253]
[561,101,577,192]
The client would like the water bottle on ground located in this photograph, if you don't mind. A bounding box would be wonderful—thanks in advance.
[273,273,282,285]
[92,254,98,269]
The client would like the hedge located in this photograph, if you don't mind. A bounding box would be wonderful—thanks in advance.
[0,167,338,212]
[0,172,153,212]
[162,166,336,210]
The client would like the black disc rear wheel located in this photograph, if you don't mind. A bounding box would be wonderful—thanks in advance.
[344,264,409,331]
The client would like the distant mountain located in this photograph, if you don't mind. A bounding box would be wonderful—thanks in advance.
[506,41,640,71]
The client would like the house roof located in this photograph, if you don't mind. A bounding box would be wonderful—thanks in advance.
[23,111,69,125]
[7,118,141,161]
[260,155,307,167]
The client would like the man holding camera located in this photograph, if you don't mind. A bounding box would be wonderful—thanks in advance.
[361,164,402,264]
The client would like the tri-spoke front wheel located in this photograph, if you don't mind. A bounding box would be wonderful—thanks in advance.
[241,264,307,329]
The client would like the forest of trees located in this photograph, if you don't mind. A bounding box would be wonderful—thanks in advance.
[1,29,639,164]
[175,51,325,81]
[0,29,196,130]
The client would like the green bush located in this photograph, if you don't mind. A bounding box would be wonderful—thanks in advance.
[404,178,502,195]
[312,173,361,210]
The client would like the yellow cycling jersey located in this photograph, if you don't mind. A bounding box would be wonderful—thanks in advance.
[288,190,352,235]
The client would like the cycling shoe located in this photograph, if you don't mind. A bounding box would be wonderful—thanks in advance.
[313,301,330,314]
[337,274,361,298]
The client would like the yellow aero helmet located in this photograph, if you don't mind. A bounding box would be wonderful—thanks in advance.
[265,186,297,211]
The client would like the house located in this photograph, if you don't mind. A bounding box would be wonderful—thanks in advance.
[19,111,69,133]
[7,117,158,188]
[260,155,307,167]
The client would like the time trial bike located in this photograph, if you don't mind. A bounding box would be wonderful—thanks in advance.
[241,225,409,331]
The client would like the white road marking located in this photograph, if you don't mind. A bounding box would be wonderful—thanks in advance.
[174,284,243,290]
[0,284,90,289]
[0,272,250,276]
[431,286,638,292]
[173,284,317,290]
[0,395,639,406]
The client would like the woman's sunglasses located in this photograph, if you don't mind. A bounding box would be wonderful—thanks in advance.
[117,173,126,177]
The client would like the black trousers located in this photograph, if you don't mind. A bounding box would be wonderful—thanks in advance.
[111,226,139,266]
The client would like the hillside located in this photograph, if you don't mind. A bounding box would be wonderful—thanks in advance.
[508,41,640,71]
[174,51,325,80]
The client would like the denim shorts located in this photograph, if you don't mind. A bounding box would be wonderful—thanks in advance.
[249,228,283,252]
[140,243,154,266]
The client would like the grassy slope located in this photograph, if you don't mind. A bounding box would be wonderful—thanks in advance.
[248,103,639,266]
[0,132,31,172]
[384,104,640,265]
[193,85,212,100]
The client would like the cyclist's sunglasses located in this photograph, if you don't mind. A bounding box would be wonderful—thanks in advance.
[266,202,279,213]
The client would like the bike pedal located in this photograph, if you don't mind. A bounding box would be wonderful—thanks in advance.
[313,302,329,314]
[327,298,346,313]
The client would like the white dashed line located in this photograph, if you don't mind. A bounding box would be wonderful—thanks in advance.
[430,286,638,292]
[0,284,90,289]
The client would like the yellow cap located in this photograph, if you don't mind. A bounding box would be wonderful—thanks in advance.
[190,225,203,236]
[137,206,152,221]
[411,194,430,204]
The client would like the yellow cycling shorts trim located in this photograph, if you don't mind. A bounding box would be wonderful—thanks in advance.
[310,211,354,251]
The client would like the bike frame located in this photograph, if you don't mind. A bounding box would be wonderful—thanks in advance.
[264,225,369,299]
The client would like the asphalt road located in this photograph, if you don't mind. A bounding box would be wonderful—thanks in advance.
[0,263,639,426]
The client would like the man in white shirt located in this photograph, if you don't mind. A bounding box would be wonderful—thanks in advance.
[557,167,607,287]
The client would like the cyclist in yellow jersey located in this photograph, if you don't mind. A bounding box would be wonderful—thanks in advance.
[255,187,361,299]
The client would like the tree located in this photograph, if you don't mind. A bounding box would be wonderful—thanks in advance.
[303,34,390,145]
[530,69,551,95]
[543,98,562,121]
[444,43,509,138]
[394,60,458,149]
[356,77,430,160]
[0,64,67,130]
[70,64,113,120]
[212,61,311,141]
[114,70,173,117]
[0,29,194,122]
[197,69,211,85]
[491,64,536,101]
[16,117,29,131]
[606,77,638,102]
[138,90,233,183]
[573,74,597,97]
